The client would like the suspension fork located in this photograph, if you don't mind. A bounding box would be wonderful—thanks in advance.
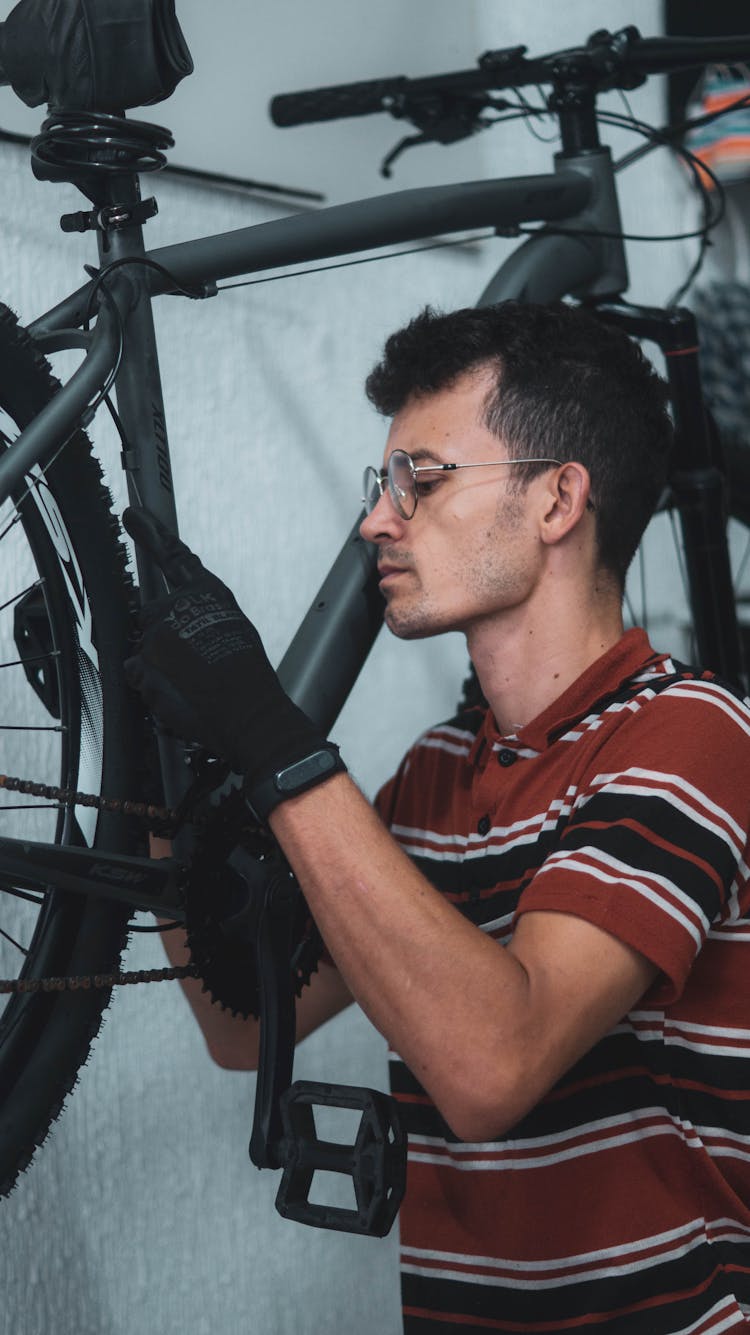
[595,302,743,687]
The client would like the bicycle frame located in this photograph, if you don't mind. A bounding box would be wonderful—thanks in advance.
[0,149,615,790]
[0,123,740,899]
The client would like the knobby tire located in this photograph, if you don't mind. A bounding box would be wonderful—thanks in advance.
[0,304,142,1196]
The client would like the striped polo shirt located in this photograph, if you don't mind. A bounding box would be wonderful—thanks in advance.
[375,629,750,1334]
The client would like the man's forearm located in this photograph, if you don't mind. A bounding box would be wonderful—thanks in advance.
[269,774,658,1141]
[269,774,534,1138]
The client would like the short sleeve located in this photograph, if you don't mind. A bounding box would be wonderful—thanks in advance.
[514,677,750,1003]
[374,746,416,828]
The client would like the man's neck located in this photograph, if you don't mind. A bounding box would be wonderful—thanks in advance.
[467,586,625,737]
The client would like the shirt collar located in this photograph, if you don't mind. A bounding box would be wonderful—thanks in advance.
[471,628,664,763]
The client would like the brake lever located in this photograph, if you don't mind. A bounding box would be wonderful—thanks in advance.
[380,132,430,178]
[380,89,511,178]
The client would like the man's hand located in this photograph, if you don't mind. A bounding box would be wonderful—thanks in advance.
[122,507,344,817]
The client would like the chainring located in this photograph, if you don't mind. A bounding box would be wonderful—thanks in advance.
[183,785,323,1019]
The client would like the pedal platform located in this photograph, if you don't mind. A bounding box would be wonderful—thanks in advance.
[273,1080,406,1237]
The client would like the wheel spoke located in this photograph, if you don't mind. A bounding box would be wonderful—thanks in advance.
[0,651,60,670]
[0,508,23,545]
[0,726,62,736]
[0,578,44,616]
[0,804,62,811]
[0,924,28,956]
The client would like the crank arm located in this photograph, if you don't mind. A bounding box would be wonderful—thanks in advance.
[245,856,408,1235]
[0,835,184,917]
[248,862,299,1168]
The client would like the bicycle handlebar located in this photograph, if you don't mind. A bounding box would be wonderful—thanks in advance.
[270,28,750,128]
[271,75,412,127]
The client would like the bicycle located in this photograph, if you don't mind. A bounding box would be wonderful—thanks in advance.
[1,10,749,1236]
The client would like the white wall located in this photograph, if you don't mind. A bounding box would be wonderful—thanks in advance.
[0,3,726,1332]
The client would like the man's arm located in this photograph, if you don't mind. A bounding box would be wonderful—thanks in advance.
[269,774,658,1142]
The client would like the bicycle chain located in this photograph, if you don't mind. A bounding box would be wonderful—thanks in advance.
[0,964,199,995]
[0,771,177,825]
[0,770,195,995]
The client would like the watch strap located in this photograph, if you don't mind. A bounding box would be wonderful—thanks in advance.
[247,744,347,823]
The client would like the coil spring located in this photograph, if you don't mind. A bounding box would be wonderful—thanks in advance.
[31,110,174,180]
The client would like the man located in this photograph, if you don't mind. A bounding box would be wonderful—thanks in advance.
[126,302,750,1334]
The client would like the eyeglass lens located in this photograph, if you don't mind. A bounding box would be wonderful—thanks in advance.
[362,451,416,519]
[362,466,383,515]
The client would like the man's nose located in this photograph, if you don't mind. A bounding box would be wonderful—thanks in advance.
[360,485,406,543]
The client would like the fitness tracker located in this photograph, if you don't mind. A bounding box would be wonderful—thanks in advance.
[248,745,347,822]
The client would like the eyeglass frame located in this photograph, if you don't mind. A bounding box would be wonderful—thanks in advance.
[362,448,565,521]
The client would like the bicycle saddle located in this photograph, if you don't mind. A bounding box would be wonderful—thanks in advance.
[0,0,193,113]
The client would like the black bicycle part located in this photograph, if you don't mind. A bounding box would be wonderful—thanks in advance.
[276,515,382,735]
[275,1082,407,1238]
[0,0,193,114]
[60,196,159,238]
[593,301,744,687]
[0,304,141,1197]
[182,786,322,1018]
[246,855,406,1236]
[724,437,750,532]
[31,111,174,191]
[0,835,183,916]
[270,28,750,130]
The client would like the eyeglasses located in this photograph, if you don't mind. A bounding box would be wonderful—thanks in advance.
[362,448,563,521]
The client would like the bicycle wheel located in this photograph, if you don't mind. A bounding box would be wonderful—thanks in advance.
[0,304,142,1196]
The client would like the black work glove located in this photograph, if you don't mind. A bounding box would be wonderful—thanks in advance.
[122,507,345,820]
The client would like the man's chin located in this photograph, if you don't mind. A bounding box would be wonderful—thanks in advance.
[384,606,447,641]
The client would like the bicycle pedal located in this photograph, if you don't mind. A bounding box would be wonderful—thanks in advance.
[274,1080,406,1237]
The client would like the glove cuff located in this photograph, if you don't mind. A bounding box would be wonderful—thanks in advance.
[246,743,347,823]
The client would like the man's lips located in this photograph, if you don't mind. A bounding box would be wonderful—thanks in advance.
[378,563,410,582]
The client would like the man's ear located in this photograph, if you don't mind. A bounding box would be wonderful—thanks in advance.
[539,463,592,546]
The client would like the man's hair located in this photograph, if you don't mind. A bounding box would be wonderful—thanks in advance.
[365,302,673,587]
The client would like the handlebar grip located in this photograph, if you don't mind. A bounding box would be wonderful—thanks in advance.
[628,32,750,73]
[270,75,409,127]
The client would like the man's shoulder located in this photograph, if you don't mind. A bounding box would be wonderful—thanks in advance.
[565,655,750,813]
[622,656,750,727]
[560,651,750,742]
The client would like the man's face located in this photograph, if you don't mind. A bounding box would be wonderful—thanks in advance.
[359,368,543,641]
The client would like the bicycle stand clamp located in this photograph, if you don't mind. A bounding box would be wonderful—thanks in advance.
[60,197,158,235]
